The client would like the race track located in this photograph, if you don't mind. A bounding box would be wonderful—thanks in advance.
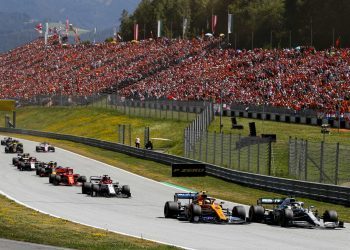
[0,136,349,250]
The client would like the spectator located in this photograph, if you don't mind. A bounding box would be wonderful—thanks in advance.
[135,137,140,148]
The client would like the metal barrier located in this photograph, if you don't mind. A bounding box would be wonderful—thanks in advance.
[1,127,349,206]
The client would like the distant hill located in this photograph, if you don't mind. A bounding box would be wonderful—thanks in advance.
[0,0,140,52]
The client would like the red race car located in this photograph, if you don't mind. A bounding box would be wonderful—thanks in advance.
[49,167,86,186]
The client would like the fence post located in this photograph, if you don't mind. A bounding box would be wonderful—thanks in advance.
[129,124,132,146]
[335,142,339,185]
[205,131,209,163]
[305,140,308,181]
[268,140,272,176]
[220,132,224,166]
[294,137,298,177]
[247,144,251,172]
[229,133,232,168]
[298,139,303,180]
[192,132,196,159]
[199,131,202,161]
[257,141,260,174]
[122,124,125,144]
[171,101,174,120]
[320,141,324,183]
[213,131,216,164]
[288,136,291,176]
[238,134,241,170]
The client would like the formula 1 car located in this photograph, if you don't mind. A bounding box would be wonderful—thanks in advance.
[1,137,16,146]
[249,197,344,228]
[12,153,30,166]
[36,142,55,152]
[17,156,42,171]
[49,167,86,186]
[164,191,247,224]
[36,161,57,177]
[5,142,23,153]
[82,175,131,198]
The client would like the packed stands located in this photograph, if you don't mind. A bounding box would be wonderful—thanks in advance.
[0,37,350,115]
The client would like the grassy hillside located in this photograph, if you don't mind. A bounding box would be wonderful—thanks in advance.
[1,107,188,155]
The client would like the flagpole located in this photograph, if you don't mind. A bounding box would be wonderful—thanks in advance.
[227,9,229,44]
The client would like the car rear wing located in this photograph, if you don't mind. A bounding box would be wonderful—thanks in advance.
[174,192,198,202]
[89,176,102,182]
[257,198,284,205]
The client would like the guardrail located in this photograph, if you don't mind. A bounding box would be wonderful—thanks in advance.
[1,127,349,206]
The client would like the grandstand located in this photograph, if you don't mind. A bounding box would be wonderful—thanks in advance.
[0,36,349,119]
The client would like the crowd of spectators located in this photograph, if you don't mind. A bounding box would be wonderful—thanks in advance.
[0,36,213,99]
[120,46,350,115]
[1,36,350,116]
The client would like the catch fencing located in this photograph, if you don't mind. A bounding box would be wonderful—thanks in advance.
[289,138,350,186]
[185,131,272,176]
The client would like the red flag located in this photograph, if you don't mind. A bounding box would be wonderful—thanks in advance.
[336,37,340,48]
[35,23,42,34]
[211,15,217,34]
[134,23,139,41]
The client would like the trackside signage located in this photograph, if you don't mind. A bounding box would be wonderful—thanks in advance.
[171,163,206,177]
[0,100,15,111]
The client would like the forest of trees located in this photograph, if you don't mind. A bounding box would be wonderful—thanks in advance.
[119,0,350,49]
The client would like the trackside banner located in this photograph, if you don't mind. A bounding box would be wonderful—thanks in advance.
[172,163,206,177]
[0,100,15,111]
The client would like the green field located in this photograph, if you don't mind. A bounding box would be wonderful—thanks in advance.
[0,106,350,248]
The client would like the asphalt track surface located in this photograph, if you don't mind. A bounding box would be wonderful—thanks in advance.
[0,238,70,250]
[0,136,349,250]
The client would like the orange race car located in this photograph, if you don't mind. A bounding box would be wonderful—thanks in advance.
[164,191,247,224]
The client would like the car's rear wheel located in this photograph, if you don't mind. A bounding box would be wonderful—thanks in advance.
[121,185,131,197]
[323,210,338,223]
[279,208,293,227]
[54,175,61,186]
[232,206,246,221]
[91,184,100,197]
[164,201,179,218]
[249,205,265,222]
[77,175,87,183]
[188,204,201,222]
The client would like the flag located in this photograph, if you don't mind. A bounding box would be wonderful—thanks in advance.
[65,19,69,35]
[183,18,188,38]
[336,37,341,48]
[157,20,162,38]
[44,22,48,45]
[211,15,217,34]
[35,23,43,34]
[228,14,233,34]
[134,23,139,41]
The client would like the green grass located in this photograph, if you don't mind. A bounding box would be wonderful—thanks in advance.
[1,107,189,155]
[0,194,176,250]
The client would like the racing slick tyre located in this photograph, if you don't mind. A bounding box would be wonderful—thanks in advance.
[36,167,42,176]
[49,174,55,183]
[164,201,179,218]
[249,205,265,222]
[39,167,46,177]
[12,158,18,165]
[53,175,61,186]
[19,163,25,171]
[91,184,100,197]
[279,208,293,227]
[35,146,40,152]
[5,147,9,153]
[121,185,131,197]
[232,206,246,221]
[82,182,92,194]
[323,210,338,223]
[188,204,201,223]
[77,175,87,183]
